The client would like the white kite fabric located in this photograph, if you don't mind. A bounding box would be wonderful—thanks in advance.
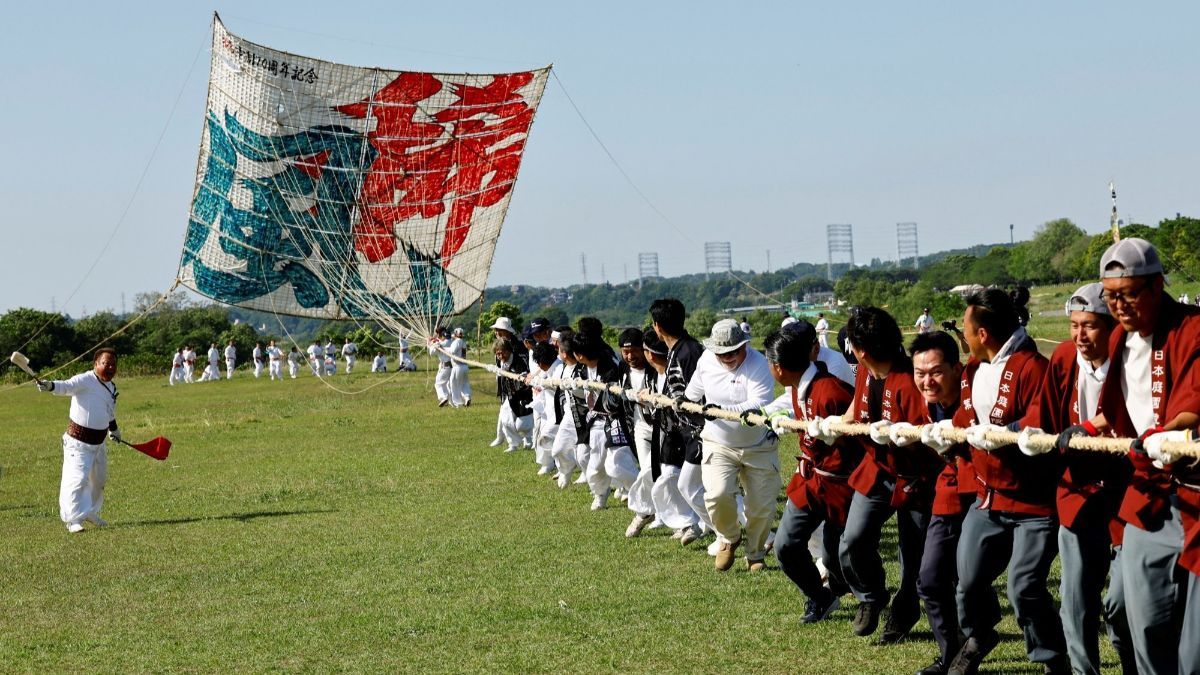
[179,14,550,337]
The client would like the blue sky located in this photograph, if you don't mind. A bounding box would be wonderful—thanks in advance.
[2,2,1198,315]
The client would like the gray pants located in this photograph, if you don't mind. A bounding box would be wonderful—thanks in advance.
[838,487,929,623]
[956,502,1066,665]
[776,500,847,601]
[1183,569,1200,675]
[1058,516,1135,674]
[1120,506,1185,675]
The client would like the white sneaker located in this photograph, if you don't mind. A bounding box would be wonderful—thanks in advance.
[67,522,85,533]
[647,517,664,530]
[590,493,609,511]
[614,488,627,501]
[85,514,108,527]
[489,437,503,448]
[573,474,588,485]
[556,472,571,489]
[625,513,655,538]
[671,527,688,540]
[537,466,552,476]
[679,524,702,546]
[504,446,519,453]
[707,539,721,556]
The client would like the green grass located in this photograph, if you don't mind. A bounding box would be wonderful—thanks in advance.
[1,361,1117,673]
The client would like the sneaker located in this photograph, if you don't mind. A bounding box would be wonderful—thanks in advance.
[504,446,519,453]
[671,527,688,540]
[946,634,999,675]
[613,488,627,501]
[573,474,588,485]
[877,610,917,645]
[85,514,108,527]
[646,517,664,530]
[556,472,571,489]
[714,538,742,571]
[851,601,886,637]
[67,522,85,533]
[590,493,609,511]
[916,656,948,675]
[679,524,702,546]
[747,558,766,572]
[707,539,721,556]
[800,590,840,624]
[536,466,552,476]
[464,398,471,407]
[438,399,449,407]
[625,514,655,538]
[489,437,503,448]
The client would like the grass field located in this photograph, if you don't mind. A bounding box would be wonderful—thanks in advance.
[1,355,1119,673]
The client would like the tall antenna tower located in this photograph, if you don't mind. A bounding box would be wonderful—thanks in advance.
[638,252,659,289]
[896,222,919,269]
[1110,181,1120,243]
[580,253,588,285]
[826,224,854,280]
[704,241,732,280]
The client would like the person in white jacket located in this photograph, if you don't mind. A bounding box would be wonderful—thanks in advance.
[427,328,455,406]
[265,341,284,380]
[36,348,121,533]
[342,339,358,374]
[199,343,221,382]
[448,328,472,406]
[224,340,238,379]
[251,342,264,379]
[169,347,184,386]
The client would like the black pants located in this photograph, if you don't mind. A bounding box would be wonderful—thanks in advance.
[918,510,967,662]
[776,500,847,600]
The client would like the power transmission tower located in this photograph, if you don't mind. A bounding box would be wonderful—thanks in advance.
[826,224,854,280]
[704,241,732,280]
[897,222,919,269]
[580,253,588,285]
[638,252,659,289]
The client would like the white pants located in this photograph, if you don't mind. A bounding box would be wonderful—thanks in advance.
[626,426,656,517]
[604,444,639,493]
[60,435,107,525]
[818,333,829,348]
[169,366,183,386]
[344,355,356,374]
[183,363,194,382]
[701,437,781,562]
[289,361,299,379]
[253,360,263,378]
[679,461,713,533]
[310,358,320,375]
[535,421,558,471]
[450,363,471,403]
[434,365,452,403]
[269,360,282,380]
[226,359,236,379]
[551,422,580,475]
[585,426,612,498]
[652,464,697,530]
[499,406,533,449]
[201,363,220,381]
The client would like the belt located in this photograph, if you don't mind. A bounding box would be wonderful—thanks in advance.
[67,421,108,445]
[441,362,453,368]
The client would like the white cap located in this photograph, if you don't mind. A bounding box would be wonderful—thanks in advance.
[702,319,750,355]
[490,317,514,333]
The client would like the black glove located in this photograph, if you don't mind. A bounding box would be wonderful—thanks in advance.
[701,403,722,418]
[739,408,764,427]
[670,396,690,412]
[1055,425,1089,452]
[36,379,54,392]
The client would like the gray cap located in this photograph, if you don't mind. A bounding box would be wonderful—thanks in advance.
[1065,282,1110,316]
[1099,238,1163,278]
[703,319,750,354]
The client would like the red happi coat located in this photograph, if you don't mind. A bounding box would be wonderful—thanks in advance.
[847,366,943,510]
[1027,340,1131,542]
[786,371,866,527]
[953,340,1057,516]
[1097,298,1200,575]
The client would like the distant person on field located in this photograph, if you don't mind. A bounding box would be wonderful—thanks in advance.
[287,346,302,379]
[915,307,935,334]
[265,340,283,380]
[225,339,238,379]
[372,352,387,373]
[252,341,264,379]
[169,346,184,386]
[815,313,830,348]
[306,341,322,376]
[342,338,358,374]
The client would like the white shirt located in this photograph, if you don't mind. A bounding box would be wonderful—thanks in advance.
[764,363,819,420]
[970,327,1027,424]
[288,351,302,364]
[53,370,117,430]
[447,338,466,361]
[172,353,183,368]
[252,346,263,361]
[1120,331,1156,434]
[915,314,935,333]
[183,349,195,363]
[307,345,322,360]
[1075,352,1108,422]
[225,345,237,360]
[342,342,357,356]
[324,343,335,357]
[684,347,775,447]
[628,366,649,430]
[817,345,855,386]
[372,355,387,372]
[207,347,220,364]
[267,346,283,361]
[815,318,829,335]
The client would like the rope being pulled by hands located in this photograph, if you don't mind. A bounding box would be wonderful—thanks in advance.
[443,349,1200,461]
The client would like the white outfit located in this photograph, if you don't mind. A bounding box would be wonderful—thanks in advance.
[287,350,302,379]
[324,342,336,367]
[447,337,471,405]
[342,342,358,373]
[224,344,237,379]
[914,313,935,334]
[429,339,454,404]
[529,360,562,473]
[684,347,779,561]
[398,338,416,371]
[169,352,184,386]
[1119,331,1156,434]
[816,345,856,386]
[324,355,336,376]
[252,345,263,379]
[266,345,283,380]
[182,348,196,383]
[49,371,116,528]
[200,347,221,381]
[371,355,387,372]
[306,345,322,375]
[650,373,699,529]
[625,367,656,518]
[815,318,830,348]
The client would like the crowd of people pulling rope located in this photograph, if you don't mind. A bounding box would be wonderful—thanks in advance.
[429,237,1200,675]
[26,236,1200,674]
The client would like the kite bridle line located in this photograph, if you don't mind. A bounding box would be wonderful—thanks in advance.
[440,348,1200,460]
